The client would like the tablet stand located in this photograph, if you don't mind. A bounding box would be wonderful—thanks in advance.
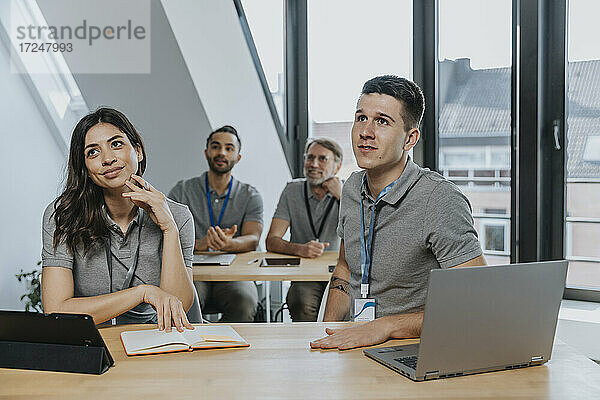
[0,340,112,375]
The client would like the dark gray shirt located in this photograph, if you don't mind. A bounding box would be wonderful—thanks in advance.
[168,172,263,240]
[41,199,195,324]
[273,179,340,251]
[337,157,482,318]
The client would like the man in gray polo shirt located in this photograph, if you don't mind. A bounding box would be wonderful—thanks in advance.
[310,75,486,350]
[266,137,343,321]
[169,125,263,322]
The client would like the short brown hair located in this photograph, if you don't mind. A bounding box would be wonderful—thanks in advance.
[305,137,343,163]
[361,75,425,130]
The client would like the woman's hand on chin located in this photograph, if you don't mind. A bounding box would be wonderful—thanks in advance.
[140,285,194,332]
[122,175,177,233]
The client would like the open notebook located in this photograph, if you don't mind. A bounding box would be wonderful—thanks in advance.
[120,325,249,356]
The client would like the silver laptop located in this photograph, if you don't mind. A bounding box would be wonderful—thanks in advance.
[364,260,567,381]
[192,253,236,266]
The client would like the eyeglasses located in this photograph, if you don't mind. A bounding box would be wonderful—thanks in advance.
[304,154,330,164]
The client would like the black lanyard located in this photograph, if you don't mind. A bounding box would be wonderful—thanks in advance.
[106,213,143,293]
[303,181,337,240]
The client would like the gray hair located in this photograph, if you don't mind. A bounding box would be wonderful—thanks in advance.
[305,137,343,164]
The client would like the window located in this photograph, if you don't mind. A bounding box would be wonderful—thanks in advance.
[484,208,507,215]
[438,0,512,265]
[479,219,510,255]
[308,0,413,180]
[565,0,600,289]
[582,136,600,163]
[0,0,88,146]
[441,148,486,168]
[490,147,510,167]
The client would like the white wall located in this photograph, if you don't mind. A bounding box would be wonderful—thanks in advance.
[0,39,65,310]
[161,0,292,247]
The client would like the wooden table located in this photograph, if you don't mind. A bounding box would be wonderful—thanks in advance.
[193,251,338,322]
[192,250,338,282]
[2,323,600,399]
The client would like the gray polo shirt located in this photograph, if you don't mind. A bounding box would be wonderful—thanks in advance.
[273,179,340,250]
[41,199,194,324]
[168,172,263,240]
[337,157,482,318]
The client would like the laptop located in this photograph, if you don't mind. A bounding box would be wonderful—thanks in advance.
[363,260,567,381]
[193,253,236,266]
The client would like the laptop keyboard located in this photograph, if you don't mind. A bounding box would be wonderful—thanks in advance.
[394,355,418,369]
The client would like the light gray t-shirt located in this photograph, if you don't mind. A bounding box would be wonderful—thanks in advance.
[337,157,482,318]
[168,172,263,240]
[41,199,195,324]
[273,179,340,251]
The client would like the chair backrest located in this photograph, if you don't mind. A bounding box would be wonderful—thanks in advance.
[186,288,203,324]
[316,281,330,322]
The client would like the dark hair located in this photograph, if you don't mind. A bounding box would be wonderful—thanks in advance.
[305,137,343,163]
[361,75,425,130]
[52,107,147,254]
[206,125,241,152]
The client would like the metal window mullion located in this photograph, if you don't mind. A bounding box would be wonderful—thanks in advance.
[286,0,308,178]
[512,0,540,263]
[412,0,439,172]
[538,0,567,262]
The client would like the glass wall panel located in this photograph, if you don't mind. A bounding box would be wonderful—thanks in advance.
[565,0,600,289]
[438,0,512,265]
[240,0,285,125]
[308,0,412,179]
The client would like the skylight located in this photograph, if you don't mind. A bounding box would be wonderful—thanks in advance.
[0,0,88,149]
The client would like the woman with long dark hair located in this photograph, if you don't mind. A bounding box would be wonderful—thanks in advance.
[41,107,195,332]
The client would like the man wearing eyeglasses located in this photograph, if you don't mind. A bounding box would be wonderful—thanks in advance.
[266,138,343,321]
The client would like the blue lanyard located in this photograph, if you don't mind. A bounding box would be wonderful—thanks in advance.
[360,174,399,298]
[205,174,233,227]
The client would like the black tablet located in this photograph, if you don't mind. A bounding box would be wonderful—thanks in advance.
[260,257,301,267]
[0,310,114,374]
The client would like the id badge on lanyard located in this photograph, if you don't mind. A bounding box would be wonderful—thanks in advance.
[354,298,376,322]
[355,174,399,322]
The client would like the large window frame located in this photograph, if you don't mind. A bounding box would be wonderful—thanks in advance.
[0,0,88,153]
[233,0,303,176]
[237,0,599,302]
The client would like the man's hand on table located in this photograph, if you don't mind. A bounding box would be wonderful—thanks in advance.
[309,319,391,350]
